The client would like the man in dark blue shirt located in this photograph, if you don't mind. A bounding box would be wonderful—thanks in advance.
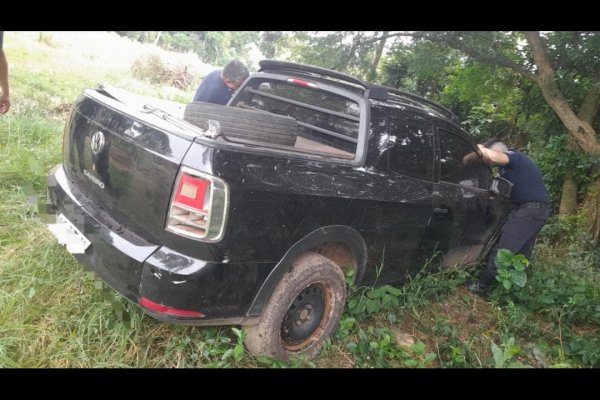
[467,138,551,294]
[192,59,249,105]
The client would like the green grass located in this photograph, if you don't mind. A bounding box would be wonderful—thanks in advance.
[1,31,598,368]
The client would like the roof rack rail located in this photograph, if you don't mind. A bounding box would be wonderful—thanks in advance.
[258,60,460,123]
[259,60,368,89]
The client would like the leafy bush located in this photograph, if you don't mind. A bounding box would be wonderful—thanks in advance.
[494,249,529,290]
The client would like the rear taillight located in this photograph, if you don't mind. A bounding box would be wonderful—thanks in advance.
[166,167,229,242]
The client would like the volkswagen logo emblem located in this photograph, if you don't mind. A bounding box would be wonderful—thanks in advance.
[90,131,105,155]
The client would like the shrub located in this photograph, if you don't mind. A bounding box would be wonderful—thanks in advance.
[131,52,197,90]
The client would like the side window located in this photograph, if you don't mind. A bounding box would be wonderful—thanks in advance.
[388,118,434,181]
[438,129,490,189]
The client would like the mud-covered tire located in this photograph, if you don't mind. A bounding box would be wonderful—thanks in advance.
[184,102,298,147]
[243,252,346,360]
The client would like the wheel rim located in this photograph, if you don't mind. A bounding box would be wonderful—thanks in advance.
[280,283,333,352]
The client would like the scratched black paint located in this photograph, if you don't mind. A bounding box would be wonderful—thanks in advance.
[48,72,511,324]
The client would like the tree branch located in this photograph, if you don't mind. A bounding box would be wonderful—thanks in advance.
[336,32,362,71]
[522,31,555,83]
[578,66,600,124]
[364,31,538,83]
[368,31,389,81]
[435,33,538,82]
[523,31,599,154]
[361,31,416,45]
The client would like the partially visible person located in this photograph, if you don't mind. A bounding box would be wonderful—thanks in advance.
[192,59,249,105]
[0,31,10,114]
[466,138,551,294]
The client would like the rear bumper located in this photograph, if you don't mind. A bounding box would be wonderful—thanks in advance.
[47,164,158,303]
[47,164,270,325]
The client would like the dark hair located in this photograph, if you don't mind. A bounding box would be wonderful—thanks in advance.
[222,59,249,86]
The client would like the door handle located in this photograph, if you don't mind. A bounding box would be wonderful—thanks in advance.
[433,207,449,214]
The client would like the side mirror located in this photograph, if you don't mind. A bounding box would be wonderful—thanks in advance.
[490,176,513,197]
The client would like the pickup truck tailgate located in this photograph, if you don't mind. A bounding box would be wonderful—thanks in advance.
[62,89,195,243]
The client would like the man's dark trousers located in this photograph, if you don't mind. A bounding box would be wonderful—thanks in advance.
[480,203,552,286]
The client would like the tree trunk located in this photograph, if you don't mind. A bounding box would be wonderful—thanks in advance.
[583,173,600,244]
[559,137,580,216]
[537,100,599,243]
[523,32,600,156]
[337,32,361,72]
[423,31,600,243]
[538,89,599,154]
[522,32,600,244]
[368,31,388,81]
[559,174,578,216]
[153,31,162,47]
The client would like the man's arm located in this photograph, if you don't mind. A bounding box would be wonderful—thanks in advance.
[0,49,10,114]
[477,144,509,166]
[462,149,481,165]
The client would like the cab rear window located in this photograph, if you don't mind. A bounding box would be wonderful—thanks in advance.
[232,79,360,158]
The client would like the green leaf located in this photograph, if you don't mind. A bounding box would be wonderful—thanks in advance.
[404,359,418,367]
[511,269,527,287]
[539,295,555,304]
[340,316,356,329]
[382,294,396,309]
[491,342,504,368]
[512,259,526,271]
[497,268,511,279]
[411,341,426,354]
[358,329,367,342]
[381,334,391,348]
[571,293,586,304]
[425,352,437,363]
[366,287,386,299]
[503,280,512,290]
[221,348,233,360]
[385,286,402,296]
[358,300,367,314]
[495,249,514,268]
[231,327,243,340]
[507,345,520,358]
[233,344,244,359]
[366,298,380,314]
[514,253,529,267]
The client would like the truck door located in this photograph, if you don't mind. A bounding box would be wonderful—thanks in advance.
[365,115,435,283]
[423,128,503,267]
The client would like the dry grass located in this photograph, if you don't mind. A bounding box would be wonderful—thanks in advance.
[131,52,197,90]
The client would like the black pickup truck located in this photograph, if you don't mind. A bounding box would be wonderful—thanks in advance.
[46,60,512,360]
